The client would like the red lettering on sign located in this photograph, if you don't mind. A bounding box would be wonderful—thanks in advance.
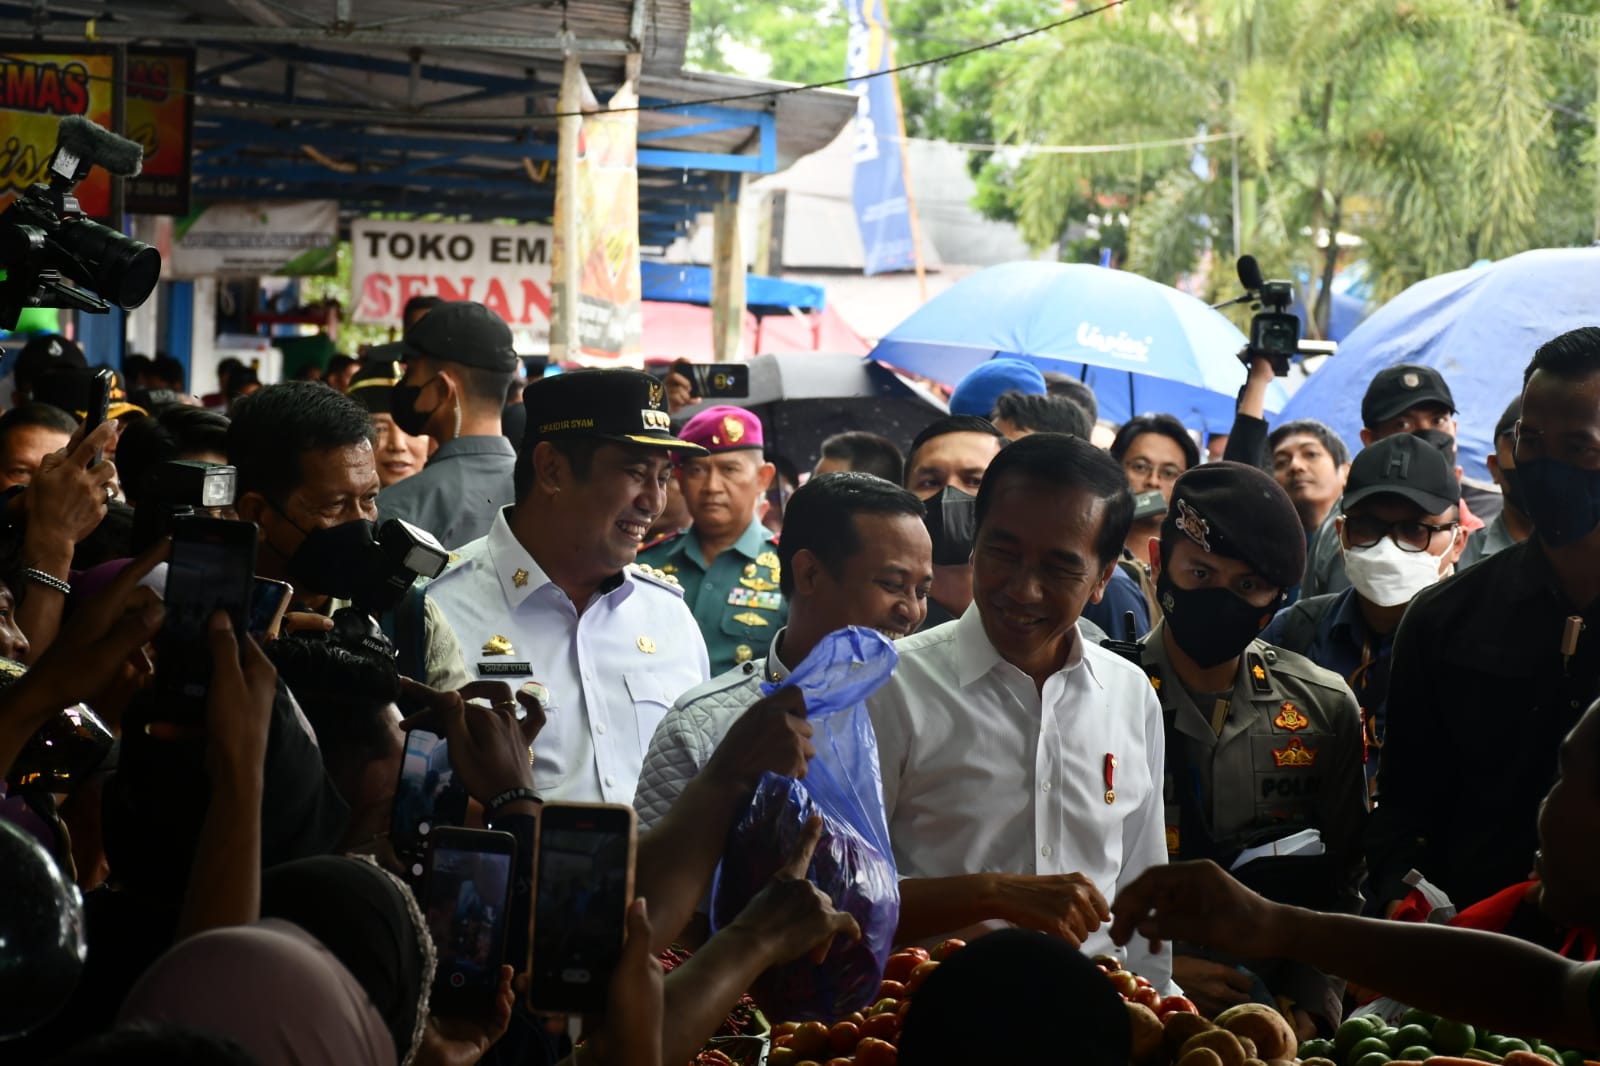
[0,60,93,116]
[129,59,171,103]
[358,274,393,321]
[396,274,430,308]
[482,277,513,323]
[519,279,550,324]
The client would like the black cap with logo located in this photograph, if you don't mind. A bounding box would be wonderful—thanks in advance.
[1162,462,1307,589]
[346,360,403,415]
[1361,364,1456,427]
[1341,433,1461,515]
[374,301,518,372]
[522,369,707,455]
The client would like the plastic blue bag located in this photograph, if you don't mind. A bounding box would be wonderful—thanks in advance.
[709,626,900,1022]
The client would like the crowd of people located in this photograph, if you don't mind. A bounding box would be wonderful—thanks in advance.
[1,294,1599,1065]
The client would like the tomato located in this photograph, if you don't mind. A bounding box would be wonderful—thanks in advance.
[1129,985,1161,1010]
[861,1012,900,1043]
[766,1050,799,1066]
[1106,971,1140,998]
[930,938,965,961]
[789,1021,831,1058]
[773,1022,801,1038]
[844,1011,866,1026]
[827,1021,861,1056]
[1090,953,1123,972]
[1156,994,1199,1016]
[1133,975,1153,990]
[825,1060,855,1066]
[903,960,940,996]
[869,997,899,1016]
[773,1036,793,1050]
[856,1037,900,1066]
[882,948,929,983]
[878,979,907,1000]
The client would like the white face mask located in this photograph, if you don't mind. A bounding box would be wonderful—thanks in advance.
[1342,532,1455,607]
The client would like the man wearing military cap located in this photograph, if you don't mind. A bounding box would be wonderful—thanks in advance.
[637,405,788,675]
[375,301,520,549]
[1137,461,1366,1036]
[424,369,711,805]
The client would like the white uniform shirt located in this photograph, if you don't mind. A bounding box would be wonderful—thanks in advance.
[425,509,710,805]
[867,606,1172,987]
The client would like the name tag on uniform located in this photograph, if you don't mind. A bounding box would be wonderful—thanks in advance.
[478,661,533,678]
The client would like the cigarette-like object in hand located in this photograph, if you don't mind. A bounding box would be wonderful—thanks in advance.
[1562,615,1584,658]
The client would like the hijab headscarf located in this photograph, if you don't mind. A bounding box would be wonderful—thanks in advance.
[116,919,395,1066]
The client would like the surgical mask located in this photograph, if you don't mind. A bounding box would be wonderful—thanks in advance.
[1156,571,1276,669]
[390,375,450,439]
[1342,534,1452,607]
[924,486,977,566]
[1516,457,1600,548]
[283,517,383,602]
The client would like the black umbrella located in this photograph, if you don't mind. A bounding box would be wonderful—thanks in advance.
[673,353,947,474]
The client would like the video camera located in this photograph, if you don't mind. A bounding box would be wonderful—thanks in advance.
[1213,255,1302,377]
[132,460,238,552]
[0,115,161,330]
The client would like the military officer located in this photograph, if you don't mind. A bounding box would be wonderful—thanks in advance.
[1137,462,1366,1038]
[423,369,711,805]
[637,405,788,674]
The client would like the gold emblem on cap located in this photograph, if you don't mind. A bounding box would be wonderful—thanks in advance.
[734,643,754,663]
[512,567,530,588]
[722,415,745,444]
[482,634,515,656]
[637,635,656,654]
[1402,371,1421,388]
[648,380,665,407]
[732,611,769,627]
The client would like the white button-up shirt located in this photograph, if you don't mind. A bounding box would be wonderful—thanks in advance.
[867,606,1171,986]
[425,509,710,805]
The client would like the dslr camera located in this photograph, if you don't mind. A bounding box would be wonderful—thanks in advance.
[0,116,161,330]
[132,460,238,552]
[326,518,450,662]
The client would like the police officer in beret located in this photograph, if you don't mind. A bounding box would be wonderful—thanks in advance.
[1136,462,1366,1037]
[424,369,710,805]
[637,405,788,675]
[376,301,520,549]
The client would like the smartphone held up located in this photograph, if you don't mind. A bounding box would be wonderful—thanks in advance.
[527,802,637,1016]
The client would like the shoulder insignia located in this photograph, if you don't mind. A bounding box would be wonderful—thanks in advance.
[1246,652,1272,694]
[1271,737,1317,768]
[1273,702,1309,732]
[628,563,685,595]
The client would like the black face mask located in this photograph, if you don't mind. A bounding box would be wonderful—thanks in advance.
[389,376,440,438]
[924,486,977,566]
[1412,427,1457,468]
[281,516,383,603]
[1499,465,1528,516]
[1157,570,1277,669]
[1516,457,1600,548]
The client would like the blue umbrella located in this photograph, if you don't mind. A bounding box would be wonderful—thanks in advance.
[1274,247,1600,485]
[870,261,1288,433]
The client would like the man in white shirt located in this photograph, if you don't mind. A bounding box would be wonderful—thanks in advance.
[634,472,933,834]
[868,432,1173,986]
[425,369,711,805]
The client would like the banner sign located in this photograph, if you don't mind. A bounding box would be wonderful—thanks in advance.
[844,0,916,275]
[126,49,194,215]
[548,56,643,361]
[350,218,554,342]
[0,46,116,218]
[169,200,338,277]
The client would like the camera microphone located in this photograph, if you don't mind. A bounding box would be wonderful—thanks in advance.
[1236,254,1264,293]
[52,116,144,181]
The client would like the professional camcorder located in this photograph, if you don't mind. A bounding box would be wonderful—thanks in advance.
[0,116,161,329]
[1214,255,1303,377]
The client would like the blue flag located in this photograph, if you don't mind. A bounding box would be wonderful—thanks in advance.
[845,0,917,275]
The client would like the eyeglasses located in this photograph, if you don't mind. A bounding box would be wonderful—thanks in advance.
[1125,458,1184,482]
[1342,514,1459,553]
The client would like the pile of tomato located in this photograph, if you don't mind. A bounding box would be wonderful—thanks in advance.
[765,938,967,1066]
[1094,953,1200,1019]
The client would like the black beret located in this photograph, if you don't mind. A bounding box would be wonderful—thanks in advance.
[1161,461,1306,588]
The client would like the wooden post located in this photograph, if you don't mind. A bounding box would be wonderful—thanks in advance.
[710,174,745,362]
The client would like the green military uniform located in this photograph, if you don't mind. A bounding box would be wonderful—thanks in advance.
[637,516,788,675]
[1140,623,1368,1030]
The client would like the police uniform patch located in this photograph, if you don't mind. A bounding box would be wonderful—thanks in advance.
[1271,737,1317,768]
[1247,653,1272,694]
[1174,498,1211,552]
[478,661,532,677]
[1273,702,1309,732]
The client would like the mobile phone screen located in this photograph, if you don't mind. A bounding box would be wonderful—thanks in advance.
[530,806,634,1014]
[392,729,456,842]
[425,833,515,1016]
[159,519,256,713]
[247,578,293,641]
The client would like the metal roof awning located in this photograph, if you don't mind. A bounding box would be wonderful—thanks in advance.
[0,0,856,246]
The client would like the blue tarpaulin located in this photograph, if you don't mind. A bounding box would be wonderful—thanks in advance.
[640,261,826,313]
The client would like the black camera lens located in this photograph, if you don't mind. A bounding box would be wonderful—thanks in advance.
[54,217,161,310]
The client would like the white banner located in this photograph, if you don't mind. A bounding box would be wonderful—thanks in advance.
[169,200,338,278]
[351,219,555,346]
